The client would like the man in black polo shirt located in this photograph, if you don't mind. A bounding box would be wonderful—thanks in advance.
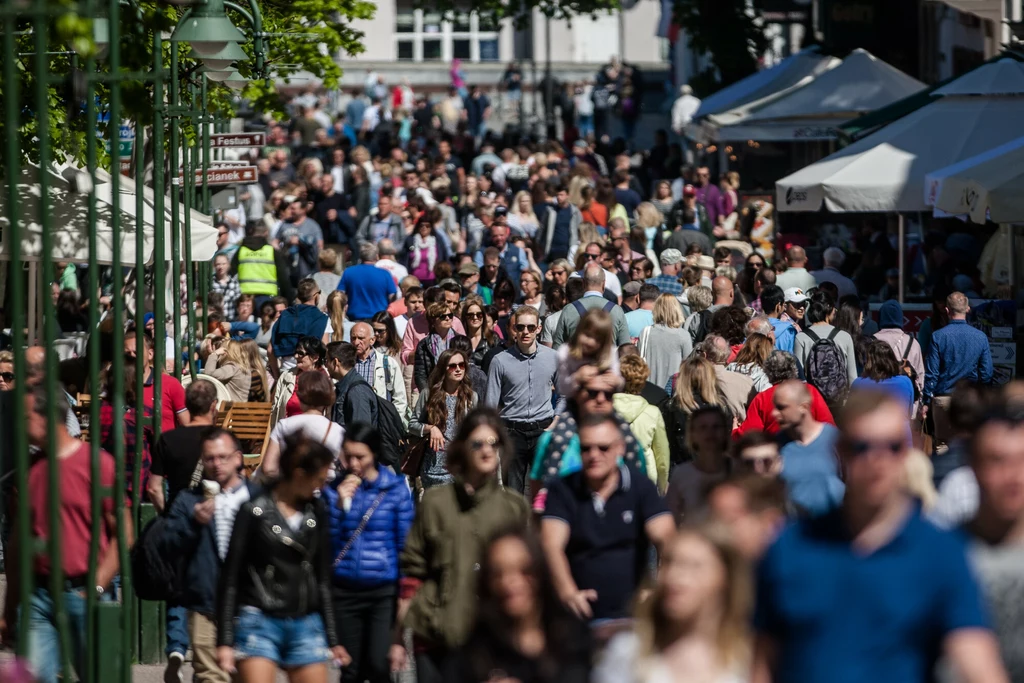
[541,413,675,624]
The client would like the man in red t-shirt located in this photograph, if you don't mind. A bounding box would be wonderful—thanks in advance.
[125,329,189,433]
[0,387,128,682]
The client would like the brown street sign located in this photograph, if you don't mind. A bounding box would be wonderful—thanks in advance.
[182,166,258,185]
[209,132,266,148]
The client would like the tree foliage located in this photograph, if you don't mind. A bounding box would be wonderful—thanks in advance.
[672,0,769,97]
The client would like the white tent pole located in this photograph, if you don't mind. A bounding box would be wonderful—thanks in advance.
[897,214,905,304]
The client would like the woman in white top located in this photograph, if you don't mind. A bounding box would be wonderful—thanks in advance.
[594,524,751,683]
[725,333,772,394]
[507,190,540,238]
[263,371,343,479]
[639,294,693,390]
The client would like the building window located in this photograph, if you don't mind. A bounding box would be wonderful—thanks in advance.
[394,1,502,63]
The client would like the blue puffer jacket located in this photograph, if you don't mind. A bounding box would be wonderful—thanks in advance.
[322,467,415,589]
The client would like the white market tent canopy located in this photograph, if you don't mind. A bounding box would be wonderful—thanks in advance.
[925,135,1024,224]
[711,49,925,142]
[693,48,839,120]
[0,164,218,264]
[775,59,1024,213]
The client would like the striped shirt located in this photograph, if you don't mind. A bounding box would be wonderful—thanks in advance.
[354,350,377,387]
[214,482,252,560]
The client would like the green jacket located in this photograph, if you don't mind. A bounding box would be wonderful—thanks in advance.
[400,476,529,648]
[613,394,670,493]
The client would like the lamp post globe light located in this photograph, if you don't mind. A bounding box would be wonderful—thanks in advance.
[192,41,246,70]
[170,0,245,56]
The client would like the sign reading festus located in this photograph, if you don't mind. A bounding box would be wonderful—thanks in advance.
[209,132,266,148]
[182,166,258,186]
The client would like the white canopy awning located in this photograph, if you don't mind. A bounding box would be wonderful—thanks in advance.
[713,49,925,142]
[0,164,218,264]
[694,48,839,120]
[925,135,1024,223]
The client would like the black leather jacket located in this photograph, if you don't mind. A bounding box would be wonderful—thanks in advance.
[216,492,339,648]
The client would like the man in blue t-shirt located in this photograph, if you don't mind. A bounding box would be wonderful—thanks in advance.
[774,380,844,515]
[754,389,1007,683]
[337,243,397,322]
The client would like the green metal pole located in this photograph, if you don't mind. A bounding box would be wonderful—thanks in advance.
[201,76,210,213]
[170,48,183,378]
[153,31,166,429]
[34,0,76,673]
[3,7,32,662]
[184,85,197,379]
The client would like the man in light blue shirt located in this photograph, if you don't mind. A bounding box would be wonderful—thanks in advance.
[625,283,659,341]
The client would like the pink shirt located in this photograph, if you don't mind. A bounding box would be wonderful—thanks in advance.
[401,312,466,364]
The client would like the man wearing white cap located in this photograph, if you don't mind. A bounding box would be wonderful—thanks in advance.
[783,287,809,334]
[811,247,858,300]
[646,249,685,296]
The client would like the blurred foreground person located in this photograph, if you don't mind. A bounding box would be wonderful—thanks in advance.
[446,530,591,683]
[394,408,530,683]
[752,390,1008,683]
[594,525,752,683]
[216,437,350,683]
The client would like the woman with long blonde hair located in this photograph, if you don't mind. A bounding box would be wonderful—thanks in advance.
[508,190,540,238]
[634,202,666,264]
[202,338,252,403]
[639,294,693,390]
[567,175,590,207]
[594,524,751,683]
[662,356,725,468]
[238,337,268,402]
[326,291,348,343]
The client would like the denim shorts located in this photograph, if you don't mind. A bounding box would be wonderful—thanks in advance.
[234,606,331,669]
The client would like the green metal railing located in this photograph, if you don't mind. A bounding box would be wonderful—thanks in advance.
[0,0,267,678]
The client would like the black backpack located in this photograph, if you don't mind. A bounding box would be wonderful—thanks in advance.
[130,515,184,602]
[375,358,409,470]
[691,309,713,345]
[804,327,850,406]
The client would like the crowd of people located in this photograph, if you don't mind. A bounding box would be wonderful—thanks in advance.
[0,84,1018,683]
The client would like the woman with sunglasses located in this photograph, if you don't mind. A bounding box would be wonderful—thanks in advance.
[517,270,546,316]
[370,311,402,360]
[271,336,329,426]
[459,295,495,367]
[0,350,13,391]
[413,302,456,393]
[393,408,530,683]
[408,349,479,490]
[736,253,766,307]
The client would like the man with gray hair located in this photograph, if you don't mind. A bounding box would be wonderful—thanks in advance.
[374,237,409,286]
[697,334,755,421]
[811,246,857,299]
[683,284,713,344]
[553,263,630,346]
[337,242,398,322]
[744,315,775,342]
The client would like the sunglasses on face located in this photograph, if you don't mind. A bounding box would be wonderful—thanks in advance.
[788,302,807,310]
[373,327,387,335]
[470,436,498,451]
[846,439,905,457]
[580,442,614,454]
[583,253,599,261]
[446,361,466,372]
[294,351,308,359]
[436,313,454,321]
[514,323,538,333]
[584,387,613,401]
[466,311,483,319]
[0,372,13,383]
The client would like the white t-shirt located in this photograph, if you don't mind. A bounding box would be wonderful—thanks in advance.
[270,414,344,456]
[376,259,409,287]
[595,632,748,683]
[666,462,727,522]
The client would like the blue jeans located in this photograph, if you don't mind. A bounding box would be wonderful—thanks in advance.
[27,583,113,683]
[166,604,190,657]
[233,605,330,668]
[577,114,594,139]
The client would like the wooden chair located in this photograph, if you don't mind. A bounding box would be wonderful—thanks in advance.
[220,402,273,475]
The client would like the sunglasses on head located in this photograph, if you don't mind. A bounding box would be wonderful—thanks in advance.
[514,323,538,333]
[0,372,13,383]
[846,439,905,457]
[446,361,466,372]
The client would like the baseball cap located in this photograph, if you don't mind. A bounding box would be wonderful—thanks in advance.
[784,287,809,304]
[660,248,684,266]
[683,184,697,197]
[494,205,508,218]
[573,139,588,149]
[623,281,642,297]
[458,263,480,277]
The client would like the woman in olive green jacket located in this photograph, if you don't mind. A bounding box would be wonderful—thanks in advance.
[392,407,530,683]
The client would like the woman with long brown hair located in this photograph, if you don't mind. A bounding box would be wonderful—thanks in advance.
[594,525,751,683]
[726,333,773,393]
[407,348,479,489]
[239,338,269,402]
[459,295,495,367]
